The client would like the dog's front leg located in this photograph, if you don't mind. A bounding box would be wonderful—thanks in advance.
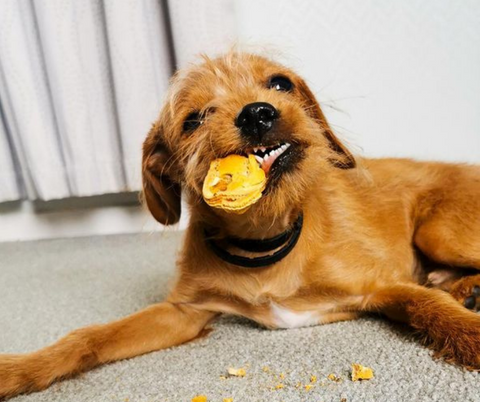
[0,302,216,399]
[365,284,480,369]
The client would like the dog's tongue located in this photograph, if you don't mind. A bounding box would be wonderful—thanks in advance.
[250,152,274,175]
[258,158,273,175]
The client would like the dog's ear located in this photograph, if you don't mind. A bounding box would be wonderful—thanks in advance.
[141,123,181,225]
[297,79,356,169]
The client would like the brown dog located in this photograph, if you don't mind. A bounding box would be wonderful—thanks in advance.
[1,52,480,398]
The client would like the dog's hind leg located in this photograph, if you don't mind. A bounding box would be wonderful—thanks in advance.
[421,265,480,311]
[415,216,480,269]
[447,275,480,311]
[415,214,480,310]
[414,169,480,310]
[364,283,480,369]
[0,302,216,399]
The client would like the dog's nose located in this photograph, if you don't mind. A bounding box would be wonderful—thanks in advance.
[235,102,278,141]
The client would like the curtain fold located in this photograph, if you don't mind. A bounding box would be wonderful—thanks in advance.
[33,0,126,197]
[0,104,21,202]
[103,0,173,190]
[0,0,71,200]
[0,0,235,203]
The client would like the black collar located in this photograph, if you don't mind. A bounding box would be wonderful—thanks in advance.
[204,214,303,268]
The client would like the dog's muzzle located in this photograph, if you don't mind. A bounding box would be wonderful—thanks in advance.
[235,102,278,143]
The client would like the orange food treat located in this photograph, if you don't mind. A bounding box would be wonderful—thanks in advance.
[351,363,374,381]
[191,396,207,402]
[202,155,266,213]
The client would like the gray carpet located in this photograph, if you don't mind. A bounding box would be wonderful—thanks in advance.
[0,232,478,402]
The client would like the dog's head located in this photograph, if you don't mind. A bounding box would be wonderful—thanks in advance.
[142,53,355,226]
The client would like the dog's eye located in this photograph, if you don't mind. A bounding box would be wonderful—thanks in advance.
[267,75,294,92]
[183,112,203,133]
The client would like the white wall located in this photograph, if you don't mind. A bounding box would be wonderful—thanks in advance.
[234,0,480,163]
[0,202,149,242]
[0,197,191,242]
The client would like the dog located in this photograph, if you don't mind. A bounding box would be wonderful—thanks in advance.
[1,52,480,398]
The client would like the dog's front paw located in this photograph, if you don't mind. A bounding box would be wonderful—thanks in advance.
[450,274,480,311]
[0,354,46,399]
[434,318,480,370]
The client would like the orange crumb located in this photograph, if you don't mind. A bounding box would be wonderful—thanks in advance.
[351,363,374,381]
[192,396,207,402]
[223,398,233,402]
[275,383,284,390]
[310,375,317,383]
[328,373,341,382]
[227,367,246,377]
[305,384,314,391]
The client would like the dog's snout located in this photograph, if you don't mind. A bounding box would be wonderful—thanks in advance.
[235,102,278,141]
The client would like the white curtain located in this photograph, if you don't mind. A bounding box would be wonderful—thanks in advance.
[0,0,236,203]
[168,0,237,68]
[0,107,21,202]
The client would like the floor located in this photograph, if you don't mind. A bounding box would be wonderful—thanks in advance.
[0,232,478,402]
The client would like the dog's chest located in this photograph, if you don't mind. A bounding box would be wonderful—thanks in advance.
[270,303,320,329]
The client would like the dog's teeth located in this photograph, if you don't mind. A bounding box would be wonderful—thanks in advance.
[254,155,263,164]
[251,144,290,169]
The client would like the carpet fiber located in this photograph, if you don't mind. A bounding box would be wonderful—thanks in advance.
[0,233,478,402]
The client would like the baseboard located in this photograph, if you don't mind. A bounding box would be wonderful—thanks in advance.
[0,194,188,242]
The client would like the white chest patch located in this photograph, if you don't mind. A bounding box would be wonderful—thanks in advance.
[271,303,319,329]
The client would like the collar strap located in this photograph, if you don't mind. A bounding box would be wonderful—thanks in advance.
[204,214,303,268]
